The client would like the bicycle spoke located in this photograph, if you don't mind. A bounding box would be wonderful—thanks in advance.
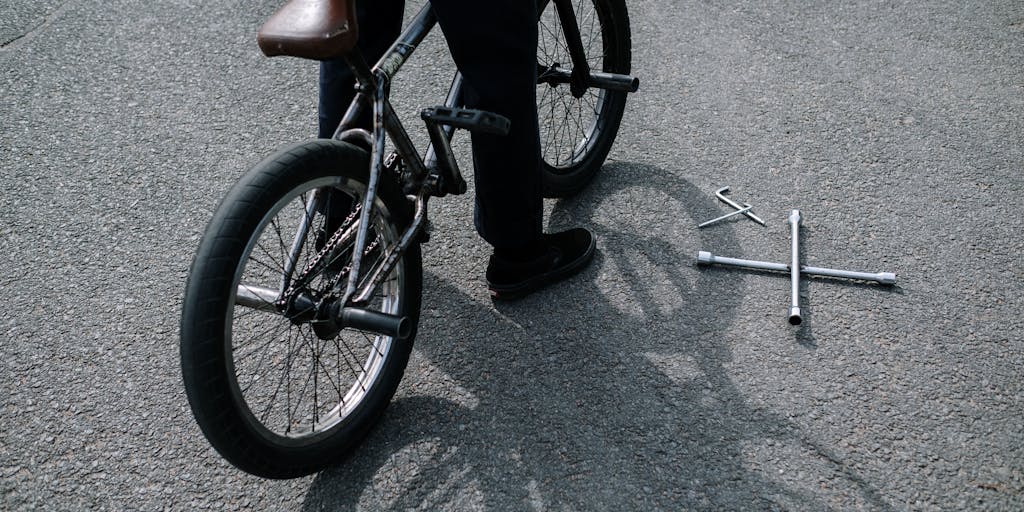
[260,217,289,273]
[341,337,372,394]
[257,323,296,424]
[312,336,318,433]
[300,327,344,401]
[235,321,291,361]
[286,335,316,434]
[245,253,290,277]
[555,89,576,160]
[357,329,385,356]
[240,332,286,396]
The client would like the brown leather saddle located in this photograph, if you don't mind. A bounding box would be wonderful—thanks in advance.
[256,0,358,60]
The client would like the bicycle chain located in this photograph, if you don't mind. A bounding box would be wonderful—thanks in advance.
[276,202,363,309]
[324,235,381,294]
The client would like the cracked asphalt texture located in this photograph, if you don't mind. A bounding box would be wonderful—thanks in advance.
[2,0,1022,510]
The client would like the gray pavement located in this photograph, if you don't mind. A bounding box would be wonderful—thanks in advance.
[2,0,1022,510]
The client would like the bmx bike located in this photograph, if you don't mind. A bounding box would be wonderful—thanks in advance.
[180,0,638,478]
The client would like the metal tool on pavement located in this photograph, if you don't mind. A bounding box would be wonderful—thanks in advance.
[696,252,897,285]
[788,210,802,325]
[715,187,766,226]
[698,204,753,228]
[696,209,896,325]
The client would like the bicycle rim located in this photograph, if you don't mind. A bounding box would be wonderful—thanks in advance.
[227,176,403,441]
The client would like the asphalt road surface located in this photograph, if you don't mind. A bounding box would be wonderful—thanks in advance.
[2,0,1022,510]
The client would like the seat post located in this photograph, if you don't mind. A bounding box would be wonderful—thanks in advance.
[332,52,377,139]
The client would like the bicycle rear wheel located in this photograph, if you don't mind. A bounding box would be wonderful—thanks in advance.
[537,0,632,197]
[180,140,421,479]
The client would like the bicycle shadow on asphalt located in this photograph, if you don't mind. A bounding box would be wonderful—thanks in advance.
[300,162,894,510]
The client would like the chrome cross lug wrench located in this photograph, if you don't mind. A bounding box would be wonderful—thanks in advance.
[695,252,897,285]
[788,210,802,325]
[715,187,766,226]
[696,208,897,325]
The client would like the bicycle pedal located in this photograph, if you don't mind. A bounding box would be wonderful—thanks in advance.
[421,107,510,136]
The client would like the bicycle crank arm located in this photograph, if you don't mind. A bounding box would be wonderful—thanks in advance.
[538,66,640,92]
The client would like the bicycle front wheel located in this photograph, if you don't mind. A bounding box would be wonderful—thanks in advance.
[180,140,422,479]
[537,0,632,197]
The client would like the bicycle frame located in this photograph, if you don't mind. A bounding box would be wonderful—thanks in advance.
[282,0,639,312]
[331,4,442,307]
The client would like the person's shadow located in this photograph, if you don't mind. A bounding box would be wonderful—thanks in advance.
[299,163,894,510]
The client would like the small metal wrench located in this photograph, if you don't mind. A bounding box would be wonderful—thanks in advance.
[698,204,753,228]
[715,187,766,226]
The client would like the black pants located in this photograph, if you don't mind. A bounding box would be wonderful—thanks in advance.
[318,0,543,250]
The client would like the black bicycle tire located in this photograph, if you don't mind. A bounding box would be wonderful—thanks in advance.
[538,0,632,198]
[180,139,422,479]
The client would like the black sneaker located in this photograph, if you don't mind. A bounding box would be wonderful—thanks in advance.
[486,228,596,300]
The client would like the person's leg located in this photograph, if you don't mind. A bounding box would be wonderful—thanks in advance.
[318,0,406,138]
[431,0,595,299]
[430,0,544,250]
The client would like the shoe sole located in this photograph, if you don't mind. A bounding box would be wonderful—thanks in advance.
[487,236,596,301]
